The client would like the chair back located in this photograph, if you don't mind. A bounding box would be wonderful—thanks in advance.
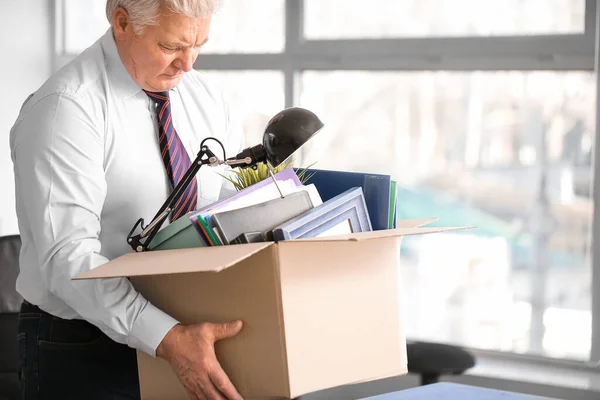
[0,235,22,313]
[0,234,22,379]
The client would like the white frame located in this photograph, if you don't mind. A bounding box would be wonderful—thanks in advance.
[590,0,600,366]
[54,0,600,368]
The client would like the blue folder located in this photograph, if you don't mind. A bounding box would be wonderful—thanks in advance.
[359,383,552,400]
[299,168,391,231]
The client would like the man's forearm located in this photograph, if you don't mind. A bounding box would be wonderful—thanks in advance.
[41,240,179,356]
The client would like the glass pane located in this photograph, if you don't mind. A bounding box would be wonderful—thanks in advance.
[198,70,285,146]
[304,0,585,39]
[62,0,284,55]
[299,71,595,360]
[202,0,284,54]
[64,0,109,54]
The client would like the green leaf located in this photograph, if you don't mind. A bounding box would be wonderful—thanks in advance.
[219,157,319,191]
[295,161,318,184]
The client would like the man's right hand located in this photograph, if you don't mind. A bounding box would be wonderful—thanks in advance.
[156,321,244,400]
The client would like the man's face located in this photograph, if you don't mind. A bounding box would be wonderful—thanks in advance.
[112,6,211,92]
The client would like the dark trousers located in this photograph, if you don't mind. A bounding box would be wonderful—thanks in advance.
[17,301,141,400]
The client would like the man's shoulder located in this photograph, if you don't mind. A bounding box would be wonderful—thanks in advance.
[11,39,109,143]
[30,40,107,107]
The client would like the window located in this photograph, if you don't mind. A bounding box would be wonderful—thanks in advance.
[57,0,284,55]
[202,0,284,54]
[304,0,585,39]
[199,70,285,145]
[300,70,594,359]
[57,0,599,364]
[61,0,109,54]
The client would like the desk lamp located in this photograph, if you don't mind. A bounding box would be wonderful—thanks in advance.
[127,107,324,252]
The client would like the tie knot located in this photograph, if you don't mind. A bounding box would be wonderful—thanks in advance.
[143,90,170,106]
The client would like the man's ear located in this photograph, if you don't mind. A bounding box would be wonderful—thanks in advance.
[112,7,131,40]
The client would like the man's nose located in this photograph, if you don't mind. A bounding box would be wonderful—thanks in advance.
[176,49,195,72]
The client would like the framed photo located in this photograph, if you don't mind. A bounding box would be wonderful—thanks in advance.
[271,187,372,241]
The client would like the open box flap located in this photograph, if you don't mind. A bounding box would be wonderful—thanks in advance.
[290,226,475,243]
[394,217,438,228]
[74,242,274,280]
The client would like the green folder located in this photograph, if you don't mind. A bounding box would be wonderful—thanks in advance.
[197,215,222,246]
[388,180,398,229]
[147,211,207,251]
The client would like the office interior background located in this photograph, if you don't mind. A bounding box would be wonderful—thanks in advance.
[1,0,600,399]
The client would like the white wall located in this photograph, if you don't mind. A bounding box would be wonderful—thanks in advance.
[0,0,53,235]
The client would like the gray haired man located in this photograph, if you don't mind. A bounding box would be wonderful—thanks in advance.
[11,1,245,399]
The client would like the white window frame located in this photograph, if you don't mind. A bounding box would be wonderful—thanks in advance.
[54,0,600,371]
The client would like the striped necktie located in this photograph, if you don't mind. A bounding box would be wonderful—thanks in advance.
[144,90,198,222]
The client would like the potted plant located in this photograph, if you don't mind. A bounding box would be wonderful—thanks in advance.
[220,159,316,191]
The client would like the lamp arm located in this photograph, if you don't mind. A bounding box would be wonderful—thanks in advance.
[126,145,219,252]
[125,106,324,252]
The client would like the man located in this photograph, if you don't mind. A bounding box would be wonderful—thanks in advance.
[10,0,245,399]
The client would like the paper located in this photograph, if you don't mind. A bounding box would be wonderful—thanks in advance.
[298,184,322,207]
[188,168,304,234]
[316,219,353,238]
[213,179,299,214]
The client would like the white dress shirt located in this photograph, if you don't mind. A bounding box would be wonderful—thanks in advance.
[9,29,244,357]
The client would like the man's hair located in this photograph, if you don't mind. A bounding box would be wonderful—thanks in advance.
[106,0,221,34]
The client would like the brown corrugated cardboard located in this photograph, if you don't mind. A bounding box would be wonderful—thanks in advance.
[75,219,471,400]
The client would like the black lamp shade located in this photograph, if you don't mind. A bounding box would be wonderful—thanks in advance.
[262,107,324,167]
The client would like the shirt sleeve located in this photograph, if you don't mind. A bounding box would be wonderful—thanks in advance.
[10,93,178,357]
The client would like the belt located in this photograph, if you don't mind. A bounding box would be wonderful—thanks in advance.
[20,300,89,326]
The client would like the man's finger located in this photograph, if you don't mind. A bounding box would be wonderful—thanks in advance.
[200,378,227,400]
[184,386,201,400]
[180,375,202,400]
[193,378,216,400]
[209,364,243,400]
[212,320,243,341]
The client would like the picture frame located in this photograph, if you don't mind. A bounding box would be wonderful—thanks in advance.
[271,187,372,241]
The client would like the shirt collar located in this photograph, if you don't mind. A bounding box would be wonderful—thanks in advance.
[101,28,143,99]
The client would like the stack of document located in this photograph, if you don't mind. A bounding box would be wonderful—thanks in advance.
[190,177,322,246]
[299,168,397,230]
[147,168,322,250]
[146,167,397,251]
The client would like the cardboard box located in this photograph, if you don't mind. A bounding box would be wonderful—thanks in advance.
[76,218,468,399]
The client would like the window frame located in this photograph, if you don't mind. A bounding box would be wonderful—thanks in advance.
[54,0,600,367]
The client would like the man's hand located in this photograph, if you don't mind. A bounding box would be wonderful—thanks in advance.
[156,321,244,400]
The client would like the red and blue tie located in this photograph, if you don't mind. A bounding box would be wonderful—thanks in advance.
[144,90,198,222]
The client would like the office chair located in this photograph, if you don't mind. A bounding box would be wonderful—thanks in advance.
[406,341,476,385]
[0,235,22,400]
